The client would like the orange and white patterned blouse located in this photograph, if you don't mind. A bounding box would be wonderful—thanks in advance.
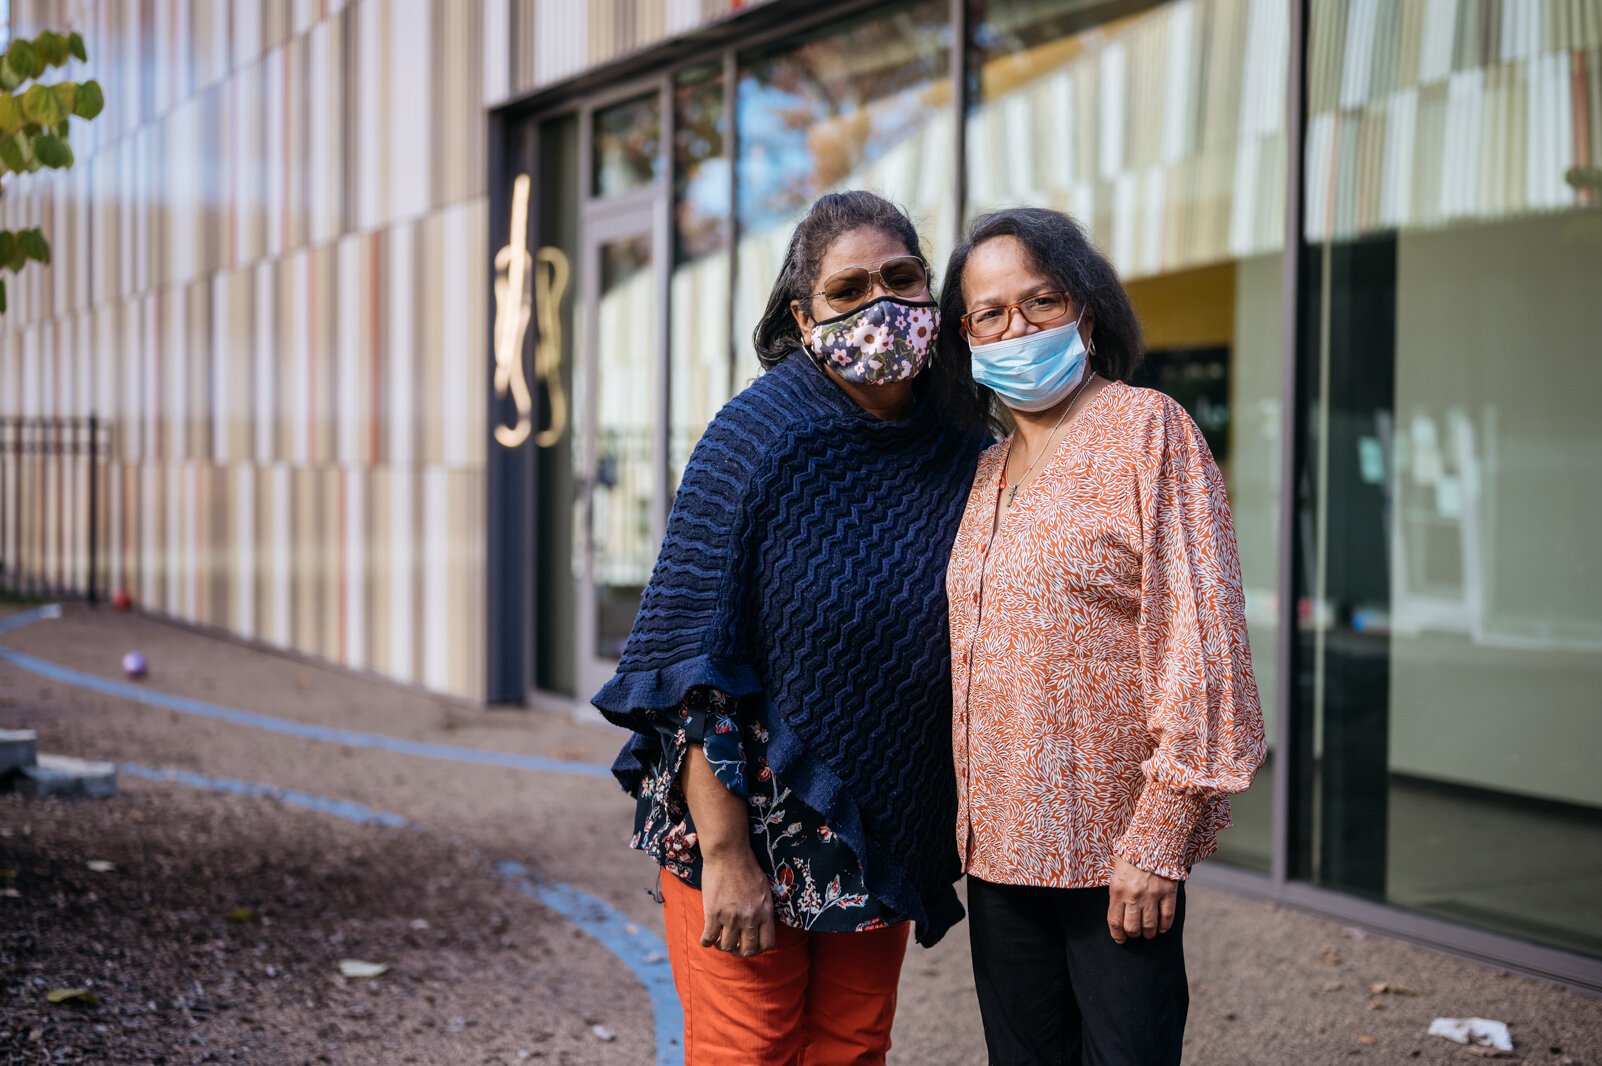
[947,380,1265,887]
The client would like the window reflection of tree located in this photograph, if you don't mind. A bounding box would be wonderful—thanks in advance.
[675,69,728,262]
[736,3,949,233]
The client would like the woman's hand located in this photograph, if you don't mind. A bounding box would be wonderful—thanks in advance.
[699,844,777,957]
[1107,857,1178,943]
[679,741,776,957]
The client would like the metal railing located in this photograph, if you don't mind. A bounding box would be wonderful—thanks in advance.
[0,415,110,602]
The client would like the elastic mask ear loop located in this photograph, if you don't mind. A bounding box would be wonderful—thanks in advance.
[801,315,827,368]
[794,300,825,366]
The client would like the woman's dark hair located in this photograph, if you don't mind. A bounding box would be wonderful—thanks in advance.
[752,190,995,434]
[937,208,1145,418]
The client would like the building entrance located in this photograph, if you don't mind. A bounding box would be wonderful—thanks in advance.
[486,84,675,707]
[572,197,667,699]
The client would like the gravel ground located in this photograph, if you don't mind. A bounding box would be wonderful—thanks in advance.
[2,602,1600,1065]
[0,788,650,1065]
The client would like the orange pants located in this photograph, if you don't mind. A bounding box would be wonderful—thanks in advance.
[661,872,911,1065]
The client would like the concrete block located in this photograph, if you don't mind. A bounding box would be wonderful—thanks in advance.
[0,729,38,774]
[14,754,117,799]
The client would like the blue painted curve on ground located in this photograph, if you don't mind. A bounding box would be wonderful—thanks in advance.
[498,861,683,1065]
[1,606,682,1065]
[120,763,682,1066]
[119,763,411,828]
[0,605,614,779]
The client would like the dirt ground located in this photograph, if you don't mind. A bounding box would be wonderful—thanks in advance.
[0,789,648,1065]
[2,602,1600,1065]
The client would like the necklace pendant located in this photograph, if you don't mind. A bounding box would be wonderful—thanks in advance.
[1006,485,1019,506]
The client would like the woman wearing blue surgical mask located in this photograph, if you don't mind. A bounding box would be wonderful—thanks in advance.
[596,190,994,1063]
[939,208,1265,1066]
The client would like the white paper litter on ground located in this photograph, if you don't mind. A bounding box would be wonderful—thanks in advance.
[1428,1017,1513,1051]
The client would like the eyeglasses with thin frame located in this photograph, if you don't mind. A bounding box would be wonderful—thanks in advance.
[961,291,1076,339]
[812,255,930,314]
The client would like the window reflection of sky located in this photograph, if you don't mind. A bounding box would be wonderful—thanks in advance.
[675,73,729,262]
[735,4,949,235]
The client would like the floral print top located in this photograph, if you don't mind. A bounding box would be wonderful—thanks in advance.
[631,687,900,933]
[947,381,1265,887]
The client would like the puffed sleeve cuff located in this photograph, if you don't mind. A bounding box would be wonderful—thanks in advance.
[696,697,750,799]
[660,687,750,799]
[1114,781,1211,881]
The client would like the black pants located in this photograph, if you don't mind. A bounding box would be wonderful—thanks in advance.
[967,877,1189,1066]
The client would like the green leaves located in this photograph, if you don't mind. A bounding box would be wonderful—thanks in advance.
[5,30,83,80]
[0,80,105,147]
[74,79,103,120]
[34,31,72,67]
[0,24,105,177]
[34,133,71,169]
[51,81,77,116]
[0,29,80,89]
[0,228,53,272]
[0,228,51,284]
[20,229,51,266]
[0,29,101,317]
[0,131,25,172]
[21,83,61,125]
[7,41,41,81]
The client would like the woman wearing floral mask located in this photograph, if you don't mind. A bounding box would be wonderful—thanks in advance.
[596,190,992,1064]
[939,208,1266,1066]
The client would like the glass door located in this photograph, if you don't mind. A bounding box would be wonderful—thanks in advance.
[571,84,672,701]
[575,203,664,698]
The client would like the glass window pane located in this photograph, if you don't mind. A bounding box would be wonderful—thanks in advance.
[970,0,1291,872]
[591,232,658,660]
[1300,0,1602,958]
[593,93,662,197]
[671,66,732,488]
[733,0,956,385]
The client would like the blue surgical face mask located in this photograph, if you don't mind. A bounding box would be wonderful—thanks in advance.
[968,313,1090,413]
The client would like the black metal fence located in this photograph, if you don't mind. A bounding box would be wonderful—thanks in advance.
[0,415,110,602]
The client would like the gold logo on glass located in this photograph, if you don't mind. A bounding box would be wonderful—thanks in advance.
[493,174,570,448]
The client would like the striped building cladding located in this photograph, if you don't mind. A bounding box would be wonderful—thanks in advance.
[0,0,759,700]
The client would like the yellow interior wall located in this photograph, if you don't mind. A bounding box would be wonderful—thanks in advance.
[1124,261,1236,350]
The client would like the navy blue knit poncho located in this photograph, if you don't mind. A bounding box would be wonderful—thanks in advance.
[594,350,986,947]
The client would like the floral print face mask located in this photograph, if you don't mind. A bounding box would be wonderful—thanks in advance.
[807,296,940,385]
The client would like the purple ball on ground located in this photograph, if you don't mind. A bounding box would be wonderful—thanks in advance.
[122,651,148,679]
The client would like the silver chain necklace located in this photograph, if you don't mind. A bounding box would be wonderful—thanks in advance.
[1005,372,1097,507]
